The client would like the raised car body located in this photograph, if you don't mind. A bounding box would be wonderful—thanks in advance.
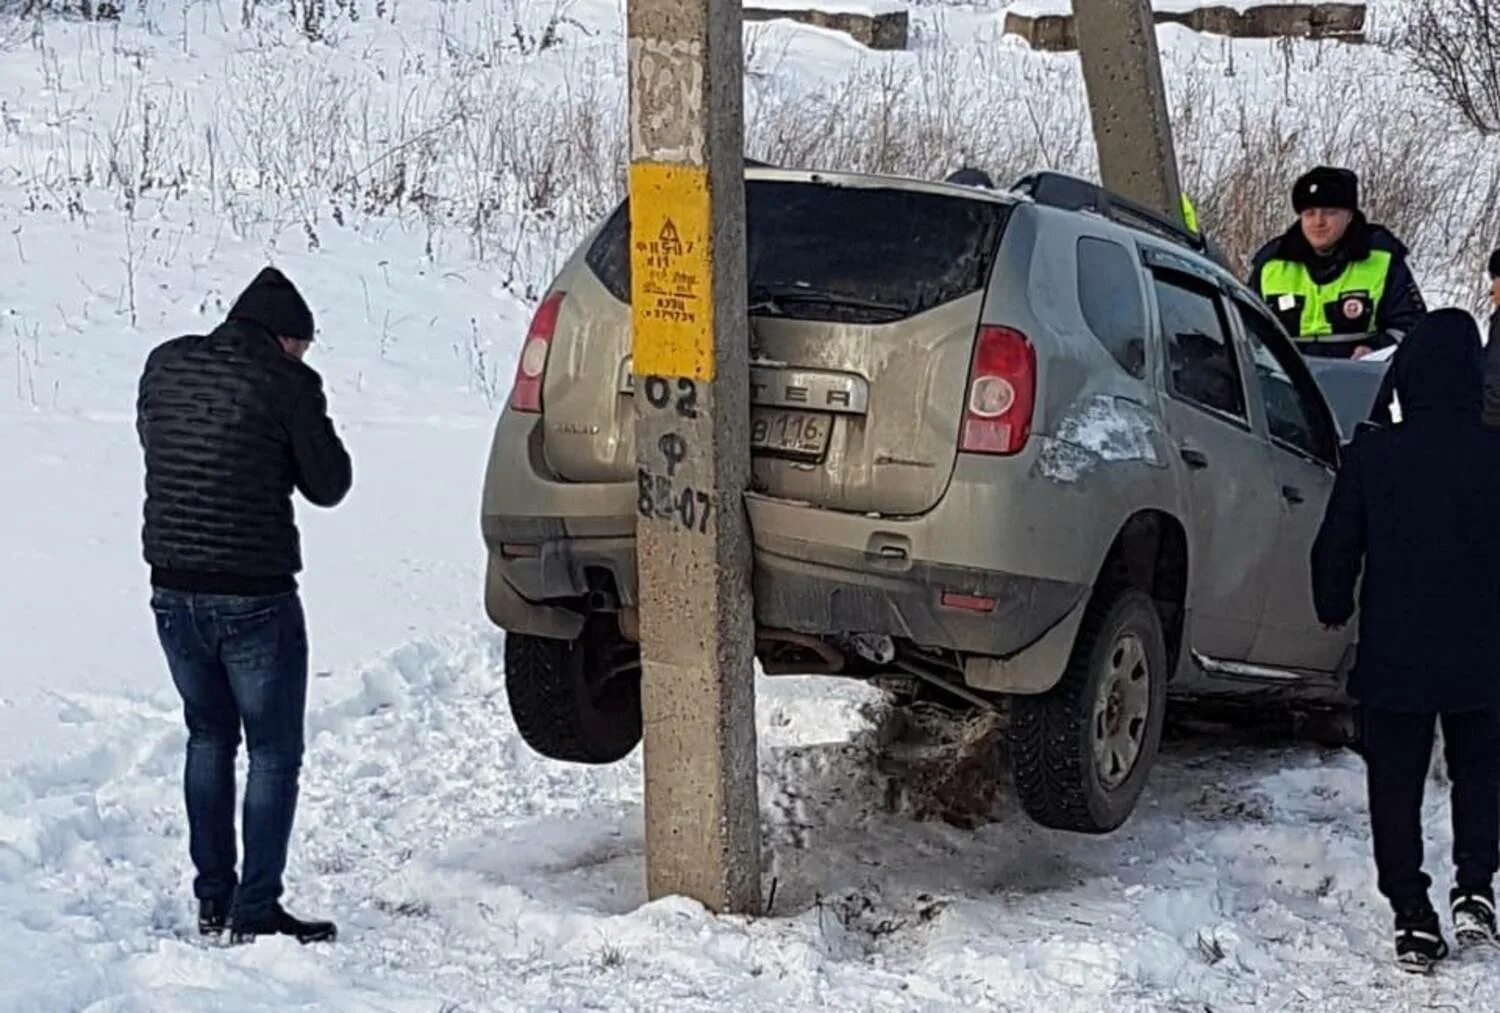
[482,167,1365,831]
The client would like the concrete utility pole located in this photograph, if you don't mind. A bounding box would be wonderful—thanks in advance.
[625,0,762,914]
[1072,0,1185,223]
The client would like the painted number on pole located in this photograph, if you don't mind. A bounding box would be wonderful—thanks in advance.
[637,471,713,534]
[636,374,712,534]
[629,161,714,382]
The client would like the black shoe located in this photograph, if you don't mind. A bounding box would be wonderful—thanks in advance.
[229,904,337,945]
[1451,889,1500,949]
[198,898,229,938]
[1394,899,1449,974]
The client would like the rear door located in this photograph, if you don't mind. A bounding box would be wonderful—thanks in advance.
[1147,256,1281,659]
[1234,298,1347,672]
[1305,357,1392,438]
[541,175,1011,516]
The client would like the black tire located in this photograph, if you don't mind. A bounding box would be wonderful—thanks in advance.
[1009,588,1168,834]
[504,618,642,764]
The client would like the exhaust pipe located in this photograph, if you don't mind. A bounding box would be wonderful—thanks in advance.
[586,589,617,612]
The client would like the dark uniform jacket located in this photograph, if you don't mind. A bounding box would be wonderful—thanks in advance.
[1312,309,1500,713]
[1249,217,1426,351]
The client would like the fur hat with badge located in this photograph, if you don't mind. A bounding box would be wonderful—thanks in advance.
[1293,166,1360,215]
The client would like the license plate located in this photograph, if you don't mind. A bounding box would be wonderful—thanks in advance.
[751,409,830,460]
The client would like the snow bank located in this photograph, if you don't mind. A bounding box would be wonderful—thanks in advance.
[5,626,1497,1010]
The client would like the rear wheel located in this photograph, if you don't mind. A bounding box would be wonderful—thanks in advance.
[1009,588,1168,834]
[504,616,642,764]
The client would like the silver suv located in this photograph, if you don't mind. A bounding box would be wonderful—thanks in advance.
[481,168,1363,834]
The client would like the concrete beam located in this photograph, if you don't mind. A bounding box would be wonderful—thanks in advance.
[626,0,763,915]
[742,3,910,50]
[1007,1,1366,52]
[1072,0,1183,223]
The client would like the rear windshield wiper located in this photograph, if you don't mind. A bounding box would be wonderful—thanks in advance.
[748,286,909,318]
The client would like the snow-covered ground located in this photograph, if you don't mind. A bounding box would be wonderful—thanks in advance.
[4,0,1500,1008]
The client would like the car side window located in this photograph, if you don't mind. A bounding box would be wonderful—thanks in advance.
[1152,273,1248,422]
[1235,300,1340,466]
[1077,236,1147,378]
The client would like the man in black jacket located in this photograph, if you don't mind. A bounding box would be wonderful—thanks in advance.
[1312,309,1500,973]
[1249,167,1425,360]
[137,267,352,945]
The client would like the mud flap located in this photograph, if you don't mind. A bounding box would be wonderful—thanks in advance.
[485,558,586,641]
[963,593,1090,695]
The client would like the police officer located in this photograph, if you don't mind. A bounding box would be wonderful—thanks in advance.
[1249,166,1426,360]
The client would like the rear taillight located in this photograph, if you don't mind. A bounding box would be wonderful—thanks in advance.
[509,292,566,413]
[960,325,1035,455]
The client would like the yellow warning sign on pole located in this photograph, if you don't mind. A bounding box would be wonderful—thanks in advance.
[629,160,715,382]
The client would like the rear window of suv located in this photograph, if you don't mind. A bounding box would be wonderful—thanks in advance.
[585,179,1010,324]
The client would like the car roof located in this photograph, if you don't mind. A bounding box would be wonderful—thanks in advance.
[743,166,1020,206]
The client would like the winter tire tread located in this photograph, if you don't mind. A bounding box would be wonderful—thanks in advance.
[505,624,641,764]
[1009,587,1167,834]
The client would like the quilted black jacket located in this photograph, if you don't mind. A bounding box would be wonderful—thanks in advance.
[136,320,352,592]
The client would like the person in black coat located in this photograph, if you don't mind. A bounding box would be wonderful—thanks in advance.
[1311,308,1500,971]
[1482,249,1500,427]
[137,267,351,945]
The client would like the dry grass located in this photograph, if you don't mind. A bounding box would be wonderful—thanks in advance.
[5,2,1498,310]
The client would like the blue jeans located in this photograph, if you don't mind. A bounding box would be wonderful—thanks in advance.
[151,589,308,924]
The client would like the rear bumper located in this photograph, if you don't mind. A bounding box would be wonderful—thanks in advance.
[751,542,1084,657]
[483,512,1086,660]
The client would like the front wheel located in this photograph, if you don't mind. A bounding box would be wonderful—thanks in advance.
[504,617,642,764]
[1008,588,1168,834]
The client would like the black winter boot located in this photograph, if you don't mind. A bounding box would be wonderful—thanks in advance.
[1451,888,1500,949]
[1394,897,1449,974]
[198,898,229,938]
[230,904,337,945]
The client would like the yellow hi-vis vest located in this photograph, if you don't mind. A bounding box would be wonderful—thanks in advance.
[1180,194,1199,236]
[1258,250,1393,343]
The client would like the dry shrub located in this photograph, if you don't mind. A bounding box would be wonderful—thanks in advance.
[1396,0,1500,136]
[0,0,119,20]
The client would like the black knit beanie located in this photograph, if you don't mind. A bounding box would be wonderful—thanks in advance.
[1489,248,1500,279]
[227,267,315,342]
[1292,166,1359,215]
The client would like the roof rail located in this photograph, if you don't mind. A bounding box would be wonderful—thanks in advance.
[1009,170,1222,264]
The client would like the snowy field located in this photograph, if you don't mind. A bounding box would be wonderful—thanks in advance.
[4,0,1500,1008]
